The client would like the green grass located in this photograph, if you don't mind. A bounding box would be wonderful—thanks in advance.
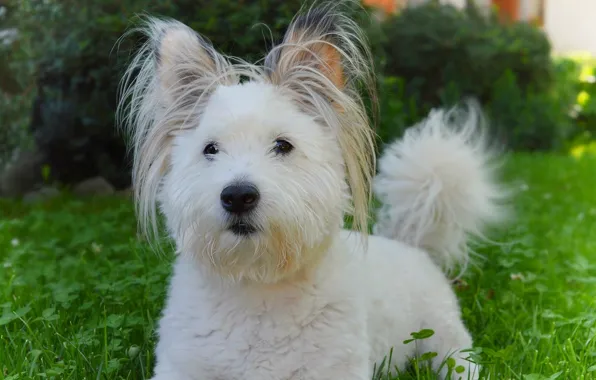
[1,153,595,379]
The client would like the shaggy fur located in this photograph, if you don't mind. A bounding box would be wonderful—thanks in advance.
[374,103,508,275]
[118,2,507,379]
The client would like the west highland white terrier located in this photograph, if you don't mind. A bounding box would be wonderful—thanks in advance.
[118,2,507,379]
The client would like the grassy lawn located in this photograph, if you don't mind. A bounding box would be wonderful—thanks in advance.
[1,153,595,380]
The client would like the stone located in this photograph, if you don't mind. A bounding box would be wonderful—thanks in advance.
[115,186,133,197]
[0,149,47,197]
[72,176,115,196]
[22,186,60,203]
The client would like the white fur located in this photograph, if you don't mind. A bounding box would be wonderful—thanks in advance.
[374,103,509,274]
[152,231,479,380]
[118,3,505,380]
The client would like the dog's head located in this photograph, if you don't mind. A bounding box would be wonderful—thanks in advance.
[119,3,376,283]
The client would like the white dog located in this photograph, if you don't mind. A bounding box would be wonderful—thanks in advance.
[118,2,506,379]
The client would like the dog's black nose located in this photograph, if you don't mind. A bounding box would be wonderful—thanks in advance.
[220,183,260,214]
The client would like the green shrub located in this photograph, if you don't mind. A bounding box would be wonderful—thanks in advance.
[376,1,562,151]
[0,0,308,183]
[485,70,576,151]
[375,69,581,152]
[375,75,425,147]
[380,2,553,102]
[1,0,592,173]
[554,55,596,147]
[0,3,34,165]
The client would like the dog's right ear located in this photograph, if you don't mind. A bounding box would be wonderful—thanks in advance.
[152,20,232,107]
[117,18,235,240]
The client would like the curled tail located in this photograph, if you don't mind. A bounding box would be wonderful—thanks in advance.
[373,101,509,273]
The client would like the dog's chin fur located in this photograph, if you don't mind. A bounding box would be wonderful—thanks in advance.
[118,2,507,379]
[174,208,339,284]
[183,231,335,285]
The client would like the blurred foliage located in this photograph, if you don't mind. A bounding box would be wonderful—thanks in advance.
[1,0,308,88]
[1,0,595,177]
[374,1,568,151]
[0,2,33,165]
[556,54,596,150]
[379,2,553,102]
[486,70,573,151]
[0,0,309,182]
[375,75,422,147]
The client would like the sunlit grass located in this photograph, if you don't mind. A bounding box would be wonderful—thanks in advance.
[570,141,596,159]
[1,153,595,379]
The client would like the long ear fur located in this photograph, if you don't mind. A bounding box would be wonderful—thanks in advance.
[117,17,237,239]
[118,2,378,240]
[264,1,378,236]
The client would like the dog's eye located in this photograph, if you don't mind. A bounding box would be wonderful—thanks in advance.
[273,139,294,155]
[203,143,219,156]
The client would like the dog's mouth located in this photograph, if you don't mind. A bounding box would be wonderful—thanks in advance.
[228,221,258,236]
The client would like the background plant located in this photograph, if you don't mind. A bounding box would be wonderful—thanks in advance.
[0,0,595,181]
[0,0,307,181]
[374,2,576,151]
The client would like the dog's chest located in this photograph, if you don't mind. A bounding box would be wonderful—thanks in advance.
[159,270,365,379]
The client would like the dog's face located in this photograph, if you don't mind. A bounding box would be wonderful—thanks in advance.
[120,7,376,283]
[161,82,347,282]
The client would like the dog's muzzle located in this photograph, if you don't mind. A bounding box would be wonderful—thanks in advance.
[220,182,260,214]
[228,221,258,236]
[221,181,260,236]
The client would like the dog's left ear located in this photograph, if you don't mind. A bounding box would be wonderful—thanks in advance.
[264,5,378,238]
[265,8,347,98]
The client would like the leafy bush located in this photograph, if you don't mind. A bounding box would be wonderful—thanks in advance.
[0,0,308,186]
[380,2,553,102]
[1,0,593,181]
[485,70,576,151]
[375,2,563,151]
[375,75,425,148]
[0,3,34,165]
[555,55,596,147]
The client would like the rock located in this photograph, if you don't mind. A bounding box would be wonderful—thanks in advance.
[72,176,115,196]
[22,186,60,203]
[0,149,48,197]
[115,186,133,197]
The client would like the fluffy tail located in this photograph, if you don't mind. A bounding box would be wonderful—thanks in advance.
[373,102,508,274]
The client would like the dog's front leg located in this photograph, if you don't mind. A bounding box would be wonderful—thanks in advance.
[322,353,371,380]
[293,318,372,380]
[290,350,371,380]
[149,372,188,380]
[148,360,212,380]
